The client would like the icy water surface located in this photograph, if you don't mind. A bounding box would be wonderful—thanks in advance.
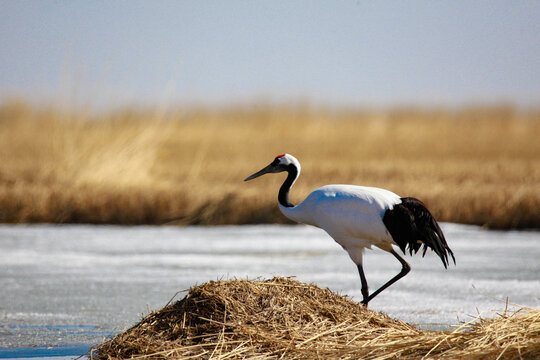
[0,224,539,357]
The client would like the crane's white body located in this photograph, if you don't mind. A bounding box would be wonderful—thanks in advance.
[245,154,454,305]
[279,184,401,264]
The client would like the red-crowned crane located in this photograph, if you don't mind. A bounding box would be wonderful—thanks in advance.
[244,153,455,305]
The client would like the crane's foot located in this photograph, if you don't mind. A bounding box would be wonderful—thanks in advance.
[360,292,369,307]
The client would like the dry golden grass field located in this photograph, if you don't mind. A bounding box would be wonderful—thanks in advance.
[0,100,539,228]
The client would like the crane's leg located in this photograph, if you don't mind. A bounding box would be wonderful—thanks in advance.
[358,249,411,306]
[356,264,370,305]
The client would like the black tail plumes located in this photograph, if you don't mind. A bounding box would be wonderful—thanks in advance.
[383,197,456,268]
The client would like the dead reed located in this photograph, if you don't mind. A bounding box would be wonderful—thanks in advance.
[1,100,539,228]
[94,277,540,360]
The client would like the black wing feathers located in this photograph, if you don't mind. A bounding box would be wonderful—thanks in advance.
[383,197,455,268]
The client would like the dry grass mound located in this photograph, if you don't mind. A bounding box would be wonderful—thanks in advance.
[95,277,540,360]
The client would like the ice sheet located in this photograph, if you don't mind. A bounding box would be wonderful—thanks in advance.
[0,223,538,349]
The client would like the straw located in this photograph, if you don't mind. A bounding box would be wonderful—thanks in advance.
[95,277,540,360]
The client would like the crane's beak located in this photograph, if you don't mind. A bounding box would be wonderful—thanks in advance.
[244,164,274,181]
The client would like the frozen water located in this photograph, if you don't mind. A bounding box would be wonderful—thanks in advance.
[0,223,538,353]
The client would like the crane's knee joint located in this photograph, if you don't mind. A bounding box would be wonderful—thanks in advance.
[402,263,411,274]
[361,287,369,301]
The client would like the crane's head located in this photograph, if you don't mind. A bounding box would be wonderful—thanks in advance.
[244,154,301,181]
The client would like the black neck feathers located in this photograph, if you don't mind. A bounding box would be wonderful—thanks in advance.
[278,165,298,208]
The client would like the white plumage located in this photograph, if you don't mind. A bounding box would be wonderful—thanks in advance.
[281,185,399,257]
[245,153,455,305]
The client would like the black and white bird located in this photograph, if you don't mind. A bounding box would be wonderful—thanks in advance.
[244,153,455,305]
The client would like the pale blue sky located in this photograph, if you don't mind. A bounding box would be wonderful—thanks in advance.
[1,1,539,108]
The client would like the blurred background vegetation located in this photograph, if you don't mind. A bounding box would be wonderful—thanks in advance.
[1,100,538,229]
